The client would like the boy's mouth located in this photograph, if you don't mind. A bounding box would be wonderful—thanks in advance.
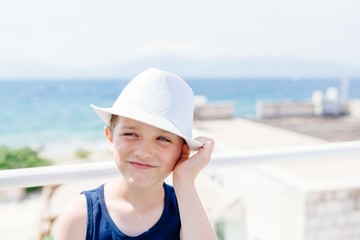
[129,161,155,169]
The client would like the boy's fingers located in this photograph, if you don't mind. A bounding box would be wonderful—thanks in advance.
[192,137,215,163]
[195,137,214,152]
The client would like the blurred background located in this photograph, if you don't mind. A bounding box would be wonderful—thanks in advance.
[1,0,360,239]
[1,0,360,79]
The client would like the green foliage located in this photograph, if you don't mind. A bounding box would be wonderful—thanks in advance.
[0,146,52,193]
[75,148,90,159]
[42,235,54,240]
[215,221,225,240]
[0,146,51,170]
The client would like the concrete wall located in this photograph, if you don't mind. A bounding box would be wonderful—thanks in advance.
[256,101,352,118]
[238,166,360,240]
[194,102,235,120]
[349,100,360,118]
[256,101,315,118]
[240,167,305,240]
[224,219,246,240]
[305,189,360,240]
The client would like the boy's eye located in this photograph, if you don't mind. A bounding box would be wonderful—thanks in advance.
[123,133,136,137]
[157,136,171,142]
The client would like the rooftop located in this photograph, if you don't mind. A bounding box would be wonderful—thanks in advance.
[253,116,360,142]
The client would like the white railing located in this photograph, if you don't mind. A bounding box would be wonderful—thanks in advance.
[1,141,360,189]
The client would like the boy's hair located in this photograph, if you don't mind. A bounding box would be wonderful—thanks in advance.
[108,114,119,134]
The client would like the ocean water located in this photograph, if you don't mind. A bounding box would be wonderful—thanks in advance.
[1,78,359,149]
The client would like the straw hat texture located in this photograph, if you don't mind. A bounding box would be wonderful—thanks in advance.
[91,68,202,150]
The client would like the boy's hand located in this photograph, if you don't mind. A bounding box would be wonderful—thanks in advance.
[173,137,214,182]
[173,137,218,240]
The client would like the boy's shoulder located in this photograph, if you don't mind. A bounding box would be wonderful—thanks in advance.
[82,184,104,197]
[55,194,87,239]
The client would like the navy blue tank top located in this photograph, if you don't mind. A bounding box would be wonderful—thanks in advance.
[83,183,181,240]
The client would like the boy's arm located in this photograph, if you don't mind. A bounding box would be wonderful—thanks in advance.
[54,194,88,240]
[173,137,218,240]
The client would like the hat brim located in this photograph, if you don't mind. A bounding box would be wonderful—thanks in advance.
[90,104,203,150]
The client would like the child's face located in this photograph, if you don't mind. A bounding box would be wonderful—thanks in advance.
[106,117,184,189]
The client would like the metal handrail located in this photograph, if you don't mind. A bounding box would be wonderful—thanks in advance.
[1,141,360,189]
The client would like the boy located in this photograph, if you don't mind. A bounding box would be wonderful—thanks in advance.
[55,68,217,239]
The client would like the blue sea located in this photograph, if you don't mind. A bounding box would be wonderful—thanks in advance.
[1,78,359,149]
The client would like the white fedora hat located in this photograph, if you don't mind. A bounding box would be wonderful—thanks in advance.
[90,67,203,150]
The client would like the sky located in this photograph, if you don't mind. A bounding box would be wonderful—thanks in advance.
[1,0,360,79]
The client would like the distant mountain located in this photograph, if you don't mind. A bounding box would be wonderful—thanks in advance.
[120,56,360,79]
[1,56,360,80]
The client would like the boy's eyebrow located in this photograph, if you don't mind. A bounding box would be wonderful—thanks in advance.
[160,130,173,135]
[159,130,179,138]
[120,125,137,130]
[120,124,174,135]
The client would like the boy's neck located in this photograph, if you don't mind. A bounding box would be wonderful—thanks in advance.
[107,177,165,212]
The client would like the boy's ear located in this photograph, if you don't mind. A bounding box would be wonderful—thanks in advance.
[178,143,190,162]
[104,126,113,143]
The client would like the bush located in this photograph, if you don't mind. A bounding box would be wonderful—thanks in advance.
[0,146,51,170]
[0,146,52,193]
[75,148,90,159]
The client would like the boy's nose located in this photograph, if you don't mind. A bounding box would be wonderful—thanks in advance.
[134,140,154,160]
